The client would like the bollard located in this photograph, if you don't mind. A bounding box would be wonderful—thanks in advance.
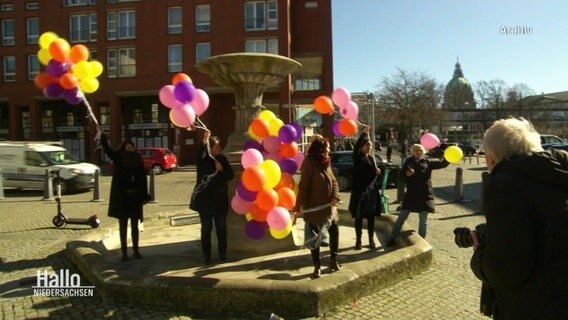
[394,169,406,203]
[91,168,104,202]
[453,167,464,202]
[148,169,157,203]
[477,171,490,215]
[42,169,54,201]
[476,154,480,165]
[0,168,5,200]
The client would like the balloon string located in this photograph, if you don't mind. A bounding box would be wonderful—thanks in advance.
[81,94,102,150]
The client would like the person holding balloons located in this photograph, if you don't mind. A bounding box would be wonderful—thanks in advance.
[190,130,234,265]
[386,143,449,246]
[348,125,381,250]
[292,135,341,279]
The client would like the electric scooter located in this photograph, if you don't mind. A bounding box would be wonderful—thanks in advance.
[51,169,100,228]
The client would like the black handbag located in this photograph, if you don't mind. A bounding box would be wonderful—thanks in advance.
[356,177,379,218]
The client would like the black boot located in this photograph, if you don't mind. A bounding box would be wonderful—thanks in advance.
[369,236,376,249]
[355,218,363,250]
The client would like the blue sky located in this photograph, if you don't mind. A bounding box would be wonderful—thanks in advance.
[332,0,568,95]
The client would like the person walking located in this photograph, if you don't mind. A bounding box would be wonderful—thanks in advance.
[190,130,234,265]
[467,118,568,319]
[292,135,341,279]
[387,143,449,245]
[348,125,381,250]
[100,133,150,262]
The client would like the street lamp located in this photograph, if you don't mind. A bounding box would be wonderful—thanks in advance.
[367,93,376,146]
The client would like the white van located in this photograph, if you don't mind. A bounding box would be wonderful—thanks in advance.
[0,141,100,194]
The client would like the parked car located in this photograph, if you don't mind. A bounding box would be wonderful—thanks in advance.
[109,147,177,175]
[544,143,568,152]
[330,151,400,191]
[458,142,477,156]
[540,134,564,145]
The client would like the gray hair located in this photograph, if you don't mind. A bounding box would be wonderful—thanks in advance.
[410,144,426,154]
[483,118,543,163]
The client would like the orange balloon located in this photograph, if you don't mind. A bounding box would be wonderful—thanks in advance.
[59,73,78,90]
[69,44,89,63]
[280,142,298,158]
[250,118,270,138]
[256,188,279,211]
[276,173,295,190]
[172,73,192,85]
[34,72,57,89]
[277,187,296,210]
[338,119,357,136]
[48,38,70,63]
[241,166,266,192]
[249,203,269,222]
[313,95,334,114]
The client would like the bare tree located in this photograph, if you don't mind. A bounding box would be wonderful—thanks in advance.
[511,82,537,100]
[475,79,509,110]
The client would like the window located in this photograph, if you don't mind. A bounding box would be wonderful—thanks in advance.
[28,55,40,81]
[195,4,210,32]
[196,43,210,63]
[168,7,181,34]
[168,45,182,72]
[292,56,323,91]
[22,109,31,139]
[70,13,97,42]
[100,105,110,125]
[294,75,321,91]
[26,2,40,10]
[27,18,39,44]
[42,109,54,132]
[107,47,136,78]
[107,10,135,40]
[244,1,277,31]
[1,4,13,11]
[3,56,15,82]
[2,20,14,46]
[63,0,89,6]
[245,38,278,54]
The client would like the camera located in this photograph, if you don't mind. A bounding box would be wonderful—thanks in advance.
[453,223,486,248]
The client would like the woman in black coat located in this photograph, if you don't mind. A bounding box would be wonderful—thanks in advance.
[387,143,448,245]
[101,133,150,262]
[190,130,234,265]
[348,126,381,249]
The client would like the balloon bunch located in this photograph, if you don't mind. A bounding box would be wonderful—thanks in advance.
[232,110,304,240]
[34,31,103,105]
[420,133,463,163]
[313,87,360,137]
[159,73,210,129]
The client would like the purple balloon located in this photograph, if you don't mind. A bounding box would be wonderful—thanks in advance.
[245,220,268,240]
[46,83,65,98]
[278,124,297,144]
[63,88,83,105]
[174,81,196,104]
[289,122,303,140]
[280,158,298,174]
[46,60,68,77]
[333,120,344,137]
[235,180,257,202]
[243,140,264,152]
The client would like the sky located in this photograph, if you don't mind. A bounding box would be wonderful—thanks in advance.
[332,0,568,96]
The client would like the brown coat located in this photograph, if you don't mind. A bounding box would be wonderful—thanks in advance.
[295,156,340,226]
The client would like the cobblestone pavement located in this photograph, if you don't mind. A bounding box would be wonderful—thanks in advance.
[0,157,490,319]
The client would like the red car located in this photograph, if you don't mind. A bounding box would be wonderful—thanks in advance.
[108,147,178,174]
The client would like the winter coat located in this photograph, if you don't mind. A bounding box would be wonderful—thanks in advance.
[348,132,381,218]
[295,155,340,226]
[470,149,568,320]
[101,134,149,221]
[401,156,449,213]
[189,143,234,215]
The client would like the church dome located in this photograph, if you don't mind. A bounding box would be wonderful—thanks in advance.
[444,62,475,109]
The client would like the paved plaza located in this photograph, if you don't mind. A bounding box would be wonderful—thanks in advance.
[0,156,489,319]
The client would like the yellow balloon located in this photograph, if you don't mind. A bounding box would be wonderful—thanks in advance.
[248,126,262,141]
[89,60,104,77]
[245,212,253,221]
[293,183,299,196]
[268,118,284,136]
[258,110,277,122]
[444,146,463,164]
[259,159,281,190]
[37,48,52,66]
[79,78,99,94]
[39,32,58,49]
[269,220,292,239]
[72,61,92,79]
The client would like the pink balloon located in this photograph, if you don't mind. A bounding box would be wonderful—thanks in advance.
[231,194,253,215]
[420,133,441,150]
[159,85,181,109]
[331,87,351,108]
[192,88,210,116]
[341,100,359,120]
[266,206,291,230]
[241,148,264,169]
[263,151,283,163]
[171,104,195,127]
[293,152,305,168]
[263,136,281,154]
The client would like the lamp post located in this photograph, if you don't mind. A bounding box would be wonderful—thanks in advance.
[367,92,376,146]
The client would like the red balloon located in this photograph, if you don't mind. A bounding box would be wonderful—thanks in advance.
[277,187,296,210]
[69,44,89,63]
[59,73,78,90]
[338,119,357,136]
[276,173,295,190]
[33,72,57,90]
[48,39,70,63]
[256,188,279,211]
[250,118,270,138]
[241,166,266,192]
[250,203,269,222]
[313,95,334,114]
[279,142,298,158]
[171,73,192,85]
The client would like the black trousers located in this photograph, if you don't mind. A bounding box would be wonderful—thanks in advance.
[118,217,139,255]
[199,212,227,259]
[310,222,339,266]
[355,215,375,239]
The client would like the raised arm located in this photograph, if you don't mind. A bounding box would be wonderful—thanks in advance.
[100,133,118,162]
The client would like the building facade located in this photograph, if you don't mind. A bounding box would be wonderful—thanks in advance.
[0,0,333,164]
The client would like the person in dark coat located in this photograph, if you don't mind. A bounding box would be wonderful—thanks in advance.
[100,133,150,262]
[387,143,448,245]
[348,125,381,250]
[292,135,341,279]
[190,130,234,265]
[468,118,568,320]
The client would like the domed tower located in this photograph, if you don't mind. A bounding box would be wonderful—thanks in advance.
[444,62,475,109]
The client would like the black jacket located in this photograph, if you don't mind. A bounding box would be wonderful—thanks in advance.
[471,149,568,320]
[401,156,449,213]
[348,132,381,218]
[189,142,234,215]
